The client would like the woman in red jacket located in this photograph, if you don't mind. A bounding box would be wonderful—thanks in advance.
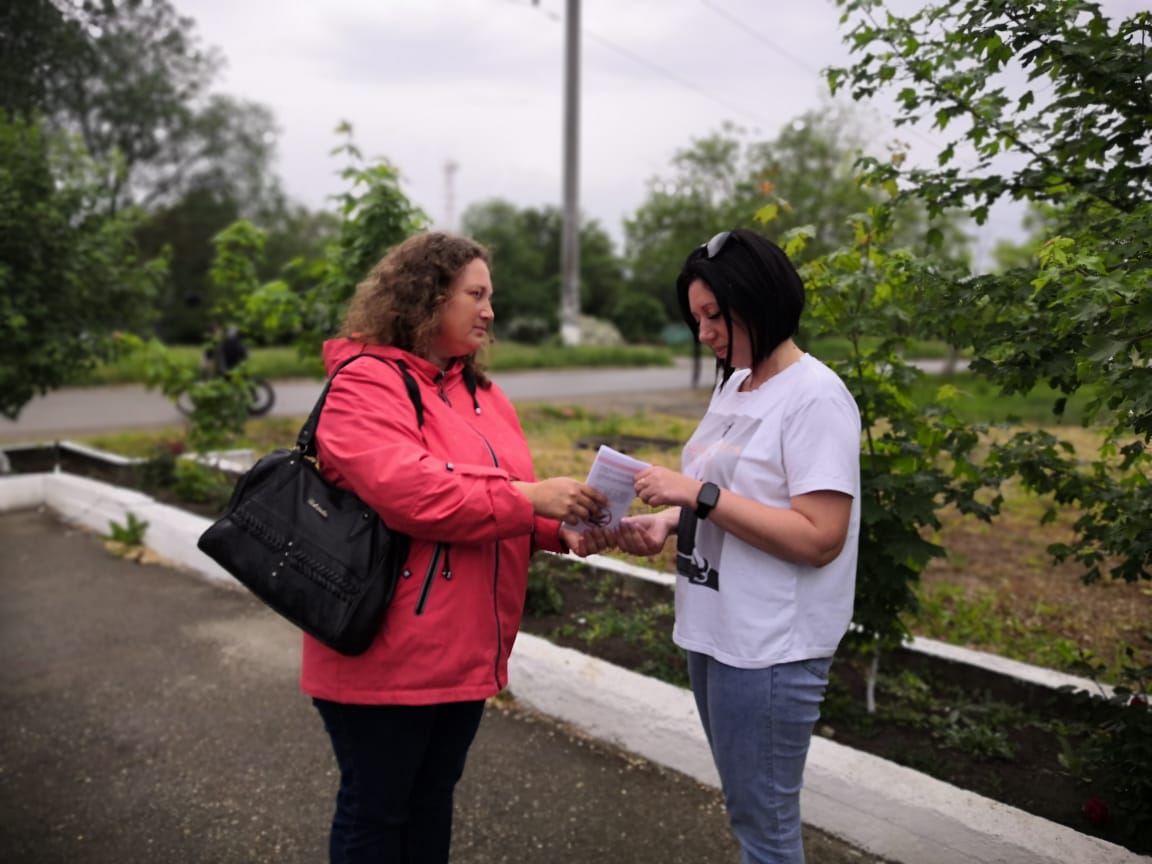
[305,231,610,864]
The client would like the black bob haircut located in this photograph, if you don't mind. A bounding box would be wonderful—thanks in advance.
[675,229,806,386]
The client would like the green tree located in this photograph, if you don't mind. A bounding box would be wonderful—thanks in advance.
[138,94,283,216]
[988,204,1056,271]
[610,294,667,344]
[135,181,339,344]
[461,199,624,339]
[34,0,286,216]
[39,0,314,336]
[577,220,626,320]
[788,207,995,683]
[298,126,429,350]
[624,111,967,321]
[259,201,341,294]
[623,124,759,320]
[0,0,84,118]
[463,199,555,333]
[829,0,1152,584]
[814,8,1152,833]
[750,106,969,261]
[136,185,241,342]
[39,0,213,211]
[0,111,165,419]
[125,127,427,449]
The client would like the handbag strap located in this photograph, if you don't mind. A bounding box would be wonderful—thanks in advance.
[296,354,424,457]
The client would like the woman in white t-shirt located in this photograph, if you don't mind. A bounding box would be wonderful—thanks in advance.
[617,229,861,864]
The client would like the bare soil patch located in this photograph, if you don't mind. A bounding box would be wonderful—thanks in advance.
[921,503,1152,671]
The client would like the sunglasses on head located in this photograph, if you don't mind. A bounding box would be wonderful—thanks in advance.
[702,230,735,260]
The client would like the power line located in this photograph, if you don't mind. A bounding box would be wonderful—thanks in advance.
[581,28,777,127]
[511,0,947,156]
[698,0,953,156]
[698,0,823,76]
[505,0,777,128]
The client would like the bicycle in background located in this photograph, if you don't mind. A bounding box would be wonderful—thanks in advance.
[176,325,275,417]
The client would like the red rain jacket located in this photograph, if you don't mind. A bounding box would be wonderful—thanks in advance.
[300,339,565,705]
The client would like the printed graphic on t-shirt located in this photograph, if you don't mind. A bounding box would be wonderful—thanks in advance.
[680,406,764,595]
[676,543,719,590]
[684,411,762,467]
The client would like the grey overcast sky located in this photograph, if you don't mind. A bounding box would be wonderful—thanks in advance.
[173,0,1144,258]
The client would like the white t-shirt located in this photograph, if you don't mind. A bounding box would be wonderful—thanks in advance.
[674,354,861,668]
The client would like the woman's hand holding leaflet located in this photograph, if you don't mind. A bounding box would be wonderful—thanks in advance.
[512,478,608,525]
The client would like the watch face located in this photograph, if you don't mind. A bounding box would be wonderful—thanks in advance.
[697,482,720,517]
[700,483,719,507]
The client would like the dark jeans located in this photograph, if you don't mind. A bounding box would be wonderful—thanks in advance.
[313,698,486,864]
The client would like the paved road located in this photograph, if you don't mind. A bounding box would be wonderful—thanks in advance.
[0,360,706,442]
[0,357,961,444]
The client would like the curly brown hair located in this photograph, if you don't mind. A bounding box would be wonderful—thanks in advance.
[340,231,492,383]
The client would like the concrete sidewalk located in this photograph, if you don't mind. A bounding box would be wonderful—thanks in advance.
[0,507,876,864]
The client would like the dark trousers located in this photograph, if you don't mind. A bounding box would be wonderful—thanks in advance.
[313,698,486,864]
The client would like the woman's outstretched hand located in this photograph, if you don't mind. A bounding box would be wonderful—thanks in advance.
[616,513,674,556]
[561,525,617,558]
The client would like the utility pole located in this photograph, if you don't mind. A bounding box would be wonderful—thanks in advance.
[559,0,581,346]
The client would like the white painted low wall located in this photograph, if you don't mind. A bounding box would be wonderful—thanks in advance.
[1,471,239,589]
[506,634,1140,864]
[0,473,46,511]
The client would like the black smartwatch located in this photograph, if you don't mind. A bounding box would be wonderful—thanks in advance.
[695,482,720,520]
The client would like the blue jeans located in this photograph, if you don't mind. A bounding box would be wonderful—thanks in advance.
[687,652,833,864]
[313,698,485,864]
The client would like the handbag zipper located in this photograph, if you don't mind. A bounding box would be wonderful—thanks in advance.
[415,542,445,615]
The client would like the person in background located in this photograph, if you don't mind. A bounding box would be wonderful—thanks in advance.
[205,321,248,374]
[305,231,612,864]
[615,228,861,864]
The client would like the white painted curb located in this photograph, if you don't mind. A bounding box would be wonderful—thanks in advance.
[506,635,1142,864]
[0,470,239,589]
[0,470,1144,864]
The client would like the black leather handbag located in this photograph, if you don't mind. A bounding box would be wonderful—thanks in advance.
[197,354,424,655]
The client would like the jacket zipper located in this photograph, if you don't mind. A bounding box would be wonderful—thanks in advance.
[491,543,502,687]
[420,378,505,688]
[468,429,505,689]
[416,542,445,615]
[415,374,455,617]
